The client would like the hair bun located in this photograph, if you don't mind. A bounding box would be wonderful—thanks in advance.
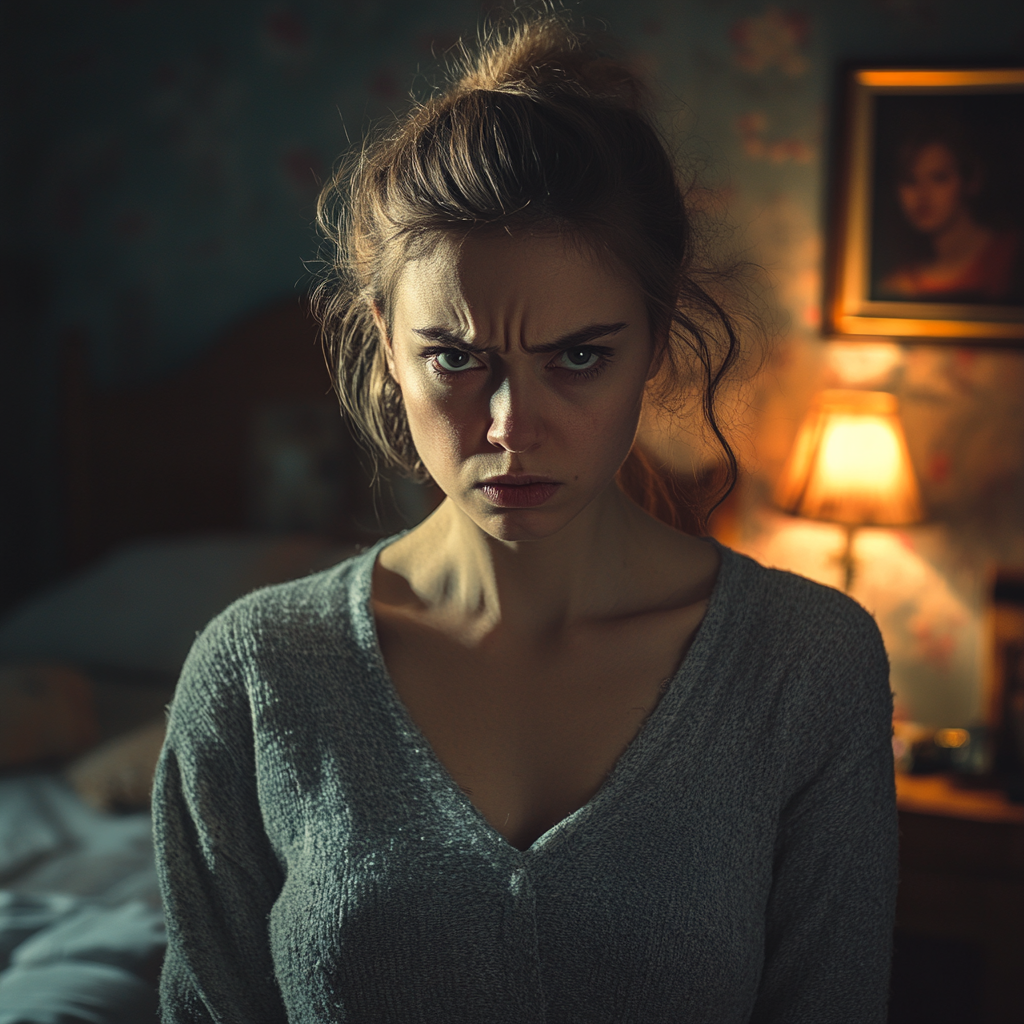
[454,14,645,111]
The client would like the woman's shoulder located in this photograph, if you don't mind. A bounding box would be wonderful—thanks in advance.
[715,544,888,683]
[202,548,371,640]
[712,545,892,742]
[720,543,879,627]
[172,544,384,701]
[878,265,919,298]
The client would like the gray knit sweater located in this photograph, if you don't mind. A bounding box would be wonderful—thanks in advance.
[153,537,898,1024]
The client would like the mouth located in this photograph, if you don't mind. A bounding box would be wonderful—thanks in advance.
[481,474,559,486]
[476,474,561,508]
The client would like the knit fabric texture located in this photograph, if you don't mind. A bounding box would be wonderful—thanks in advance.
[153,537,898,1023]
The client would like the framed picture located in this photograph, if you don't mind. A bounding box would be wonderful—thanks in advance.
[826,67,1024,343]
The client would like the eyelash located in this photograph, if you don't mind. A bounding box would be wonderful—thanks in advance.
[420,346,614,382]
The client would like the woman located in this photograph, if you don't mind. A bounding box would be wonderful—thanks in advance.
[878,126,1021,303]
[154,13,897,1023]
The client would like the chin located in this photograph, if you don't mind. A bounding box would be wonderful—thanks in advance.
[474,507,573,544]
[449,486,592,543]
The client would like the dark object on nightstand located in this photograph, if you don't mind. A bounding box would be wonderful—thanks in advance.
[905,726,988,776]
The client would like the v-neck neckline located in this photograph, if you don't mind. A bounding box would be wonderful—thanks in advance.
[354,533,734,856]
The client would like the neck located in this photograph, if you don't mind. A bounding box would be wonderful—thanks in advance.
[930,208,990,264]
[393,484,662,636]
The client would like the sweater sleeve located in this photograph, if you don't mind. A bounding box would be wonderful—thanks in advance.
[152,607,288,1024]
[749,612,899,1024]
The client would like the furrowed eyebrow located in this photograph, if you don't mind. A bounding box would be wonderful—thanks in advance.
[411,327,488,353]
[411,322,628,354]
[528,322,628,353]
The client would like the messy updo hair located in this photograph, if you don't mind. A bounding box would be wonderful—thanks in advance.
[314,9,742,530]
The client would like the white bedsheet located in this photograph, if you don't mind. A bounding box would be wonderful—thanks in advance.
[0,773,163,1023]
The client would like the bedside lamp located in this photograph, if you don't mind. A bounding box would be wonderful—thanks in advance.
[773,389,923,592]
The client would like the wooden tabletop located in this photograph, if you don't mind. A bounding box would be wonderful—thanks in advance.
[896,771,1024,824]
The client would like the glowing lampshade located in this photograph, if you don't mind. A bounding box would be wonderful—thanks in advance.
[775,390,922,527]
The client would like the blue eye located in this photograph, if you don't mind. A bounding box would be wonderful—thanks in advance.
[436,350,476,372]
[559,348,600,370]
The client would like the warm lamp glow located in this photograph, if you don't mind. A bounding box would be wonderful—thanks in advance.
[774,390,923,527]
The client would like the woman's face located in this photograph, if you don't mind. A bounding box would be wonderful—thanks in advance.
[382,231,657,543]
[897,142,967,236]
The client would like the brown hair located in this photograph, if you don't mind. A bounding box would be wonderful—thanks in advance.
[314,9,741,531]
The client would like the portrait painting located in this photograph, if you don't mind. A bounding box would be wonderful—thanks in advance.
[827,68,1024,342]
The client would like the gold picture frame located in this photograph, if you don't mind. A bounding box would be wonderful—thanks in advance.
[826,68,1024,343]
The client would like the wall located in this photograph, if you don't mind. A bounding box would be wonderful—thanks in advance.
[3,0,1023,723]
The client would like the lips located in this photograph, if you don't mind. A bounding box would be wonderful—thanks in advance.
[476,474,561,508]
[481,474,557,486]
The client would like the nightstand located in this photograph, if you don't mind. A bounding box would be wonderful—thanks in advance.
[892,773,1024,1024]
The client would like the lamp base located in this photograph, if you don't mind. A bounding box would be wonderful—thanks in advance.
[838,524,857,594]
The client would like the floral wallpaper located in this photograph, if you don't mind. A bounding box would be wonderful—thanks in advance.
[6,0,1024,725]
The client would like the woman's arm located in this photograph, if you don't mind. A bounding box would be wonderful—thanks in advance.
[153,611,288,1024]
[750,631,899,1024]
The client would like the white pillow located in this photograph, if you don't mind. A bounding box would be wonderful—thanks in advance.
[0,535,356,676]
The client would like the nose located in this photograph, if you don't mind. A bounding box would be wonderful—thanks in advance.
[486,376,542,454]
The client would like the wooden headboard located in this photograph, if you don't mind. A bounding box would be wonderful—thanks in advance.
[61,296,375,569]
